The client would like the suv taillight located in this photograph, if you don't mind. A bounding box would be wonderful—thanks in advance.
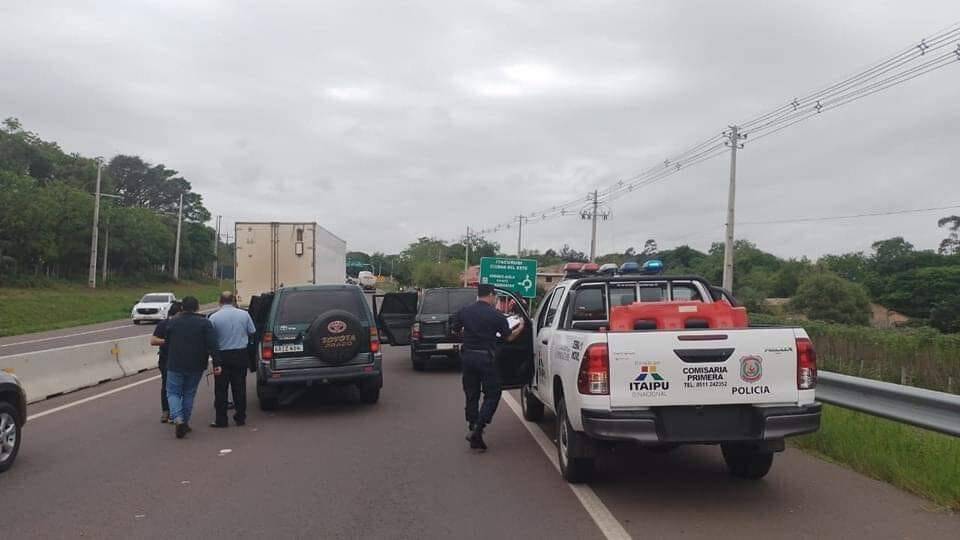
[370,327,381,353]
[261,332,273,362]
[577,343,609,395]
[797,337,817,390]
[411,322,421,341]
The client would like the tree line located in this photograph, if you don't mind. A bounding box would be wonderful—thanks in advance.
[0,118,216,284]
[355,222,960,333]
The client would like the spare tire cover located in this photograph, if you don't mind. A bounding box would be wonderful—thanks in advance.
[305,309,365,363]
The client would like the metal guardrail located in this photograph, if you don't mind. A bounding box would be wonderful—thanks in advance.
[817,370,960,437]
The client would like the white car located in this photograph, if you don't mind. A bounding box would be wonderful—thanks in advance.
[357,271,377,291]
[131,292,177,324]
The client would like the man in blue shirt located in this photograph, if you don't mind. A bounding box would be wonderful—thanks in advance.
[451,284,525,451]
[208,292,256,428]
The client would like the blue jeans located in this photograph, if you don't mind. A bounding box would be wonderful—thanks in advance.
[166,371,203,424]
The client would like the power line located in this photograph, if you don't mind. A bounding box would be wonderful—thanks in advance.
[467,22,960,250]
[739,204,960,225]
[738,22,960,130]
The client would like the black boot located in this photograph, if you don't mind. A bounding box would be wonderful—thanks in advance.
[468,425,487,452]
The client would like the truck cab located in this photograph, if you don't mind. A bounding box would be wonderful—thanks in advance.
[522,275,821,483]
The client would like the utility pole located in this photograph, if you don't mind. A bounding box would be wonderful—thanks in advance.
[722,125,745,292]
[464,227,470,286]
[87,160,103,288]
[589,190,599,261]
[580,191,609,262]
[213,215,221,278]
[173,193,183,280]
[101,210,110,283]
[516,216,525,256]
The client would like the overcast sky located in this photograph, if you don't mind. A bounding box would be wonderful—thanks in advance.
[3,1,958,259]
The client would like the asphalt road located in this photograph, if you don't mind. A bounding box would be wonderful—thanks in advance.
[2,345,957,539]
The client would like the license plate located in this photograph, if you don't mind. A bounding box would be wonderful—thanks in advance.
[273,343,304,354]
[436,343,460,351]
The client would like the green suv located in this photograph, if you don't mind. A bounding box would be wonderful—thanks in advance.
[248,284,383,410]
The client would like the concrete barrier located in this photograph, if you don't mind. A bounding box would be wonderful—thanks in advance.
[0,335,157,403]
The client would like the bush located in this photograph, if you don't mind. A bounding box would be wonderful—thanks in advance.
[412,261,461,288]
[790,271,870,325]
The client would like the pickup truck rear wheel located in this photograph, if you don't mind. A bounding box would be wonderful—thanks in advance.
[721,442,774,479]
[556,397,594,484]
[521,385,544,422]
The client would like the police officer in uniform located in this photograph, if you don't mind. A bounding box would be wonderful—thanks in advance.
[452,284,525,451]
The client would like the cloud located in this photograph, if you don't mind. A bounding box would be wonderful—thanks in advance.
[2,0,958,259]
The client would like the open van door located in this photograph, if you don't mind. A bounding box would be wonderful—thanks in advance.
[493,288,534,389]
[246,293,274,371]
[374,292,418,346]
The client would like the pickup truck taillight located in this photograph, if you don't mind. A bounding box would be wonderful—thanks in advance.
[411,322,421,341]
[370,327,381,353]
[261,332,273,362]
[797,337,817,390]
[577,343,609,395]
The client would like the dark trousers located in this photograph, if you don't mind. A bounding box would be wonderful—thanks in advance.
[462,349,501,427]
[214,350,248,425]
[159,358,169,412]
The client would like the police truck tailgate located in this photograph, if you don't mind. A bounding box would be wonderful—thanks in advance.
[606,328,801,408]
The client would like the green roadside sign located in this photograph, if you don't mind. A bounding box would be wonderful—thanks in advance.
[479,257,539,298]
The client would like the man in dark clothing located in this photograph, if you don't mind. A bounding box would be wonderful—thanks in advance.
[150,301,183,423]
[208,291,256,428]
[451,284,525,451]
[160,296,221,439]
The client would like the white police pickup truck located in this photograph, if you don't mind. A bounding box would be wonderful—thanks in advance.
[520,274,821,483]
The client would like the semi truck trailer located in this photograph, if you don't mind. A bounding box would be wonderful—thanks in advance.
[234,222,346,307]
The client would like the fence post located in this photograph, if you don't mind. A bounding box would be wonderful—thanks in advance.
[900,366,913,386]
[949,376,954,394]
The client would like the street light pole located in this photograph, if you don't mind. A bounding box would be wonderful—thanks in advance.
[87,160,103,289]
[173,193,183,280]
[213,215,221,278]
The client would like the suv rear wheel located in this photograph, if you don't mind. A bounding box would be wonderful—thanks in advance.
[358,377,381,404]
[411,349,426,371]
[257,381,280,411]
[0,402,22,473]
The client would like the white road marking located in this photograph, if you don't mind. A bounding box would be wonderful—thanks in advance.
[27,375,161,421]
[0,324,138,348]
[502,392,632,540]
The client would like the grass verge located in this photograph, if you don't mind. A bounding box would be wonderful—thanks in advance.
[794,405,960,510]
[0,280,230,337]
